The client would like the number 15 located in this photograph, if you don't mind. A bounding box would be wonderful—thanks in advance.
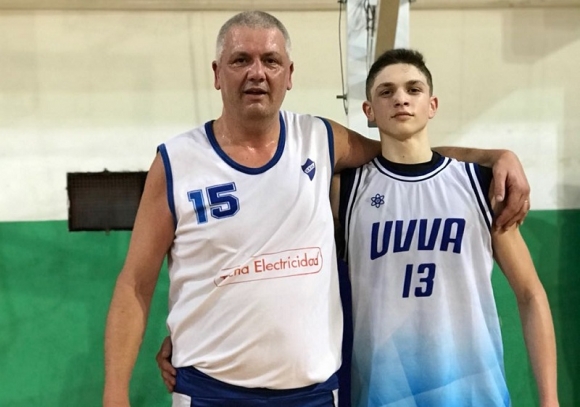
[187,182,240,224]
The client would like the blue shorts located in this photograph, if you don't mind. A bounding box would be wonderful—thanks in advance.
[173,366,339,407]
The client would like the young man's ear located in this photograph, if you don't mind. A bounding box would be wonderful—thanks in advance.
[429,96,439,119]
[362,100,375,123]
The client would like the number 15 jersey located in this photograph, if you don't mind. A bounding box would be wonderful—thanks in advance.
[339,153,510,407]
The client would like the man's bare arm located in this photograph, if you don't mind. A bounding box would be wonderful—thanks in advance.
[103,154,175,407]
[329,121,530,228]
[328,120,381,174]
[434,146,530,228]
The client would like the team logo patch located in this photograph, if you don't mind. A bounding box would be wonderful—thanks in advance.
[371,193,385,208]
[301,159,316,181]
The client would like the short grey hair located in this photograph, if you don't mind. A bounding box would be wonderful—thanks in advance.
[215,10,292,61]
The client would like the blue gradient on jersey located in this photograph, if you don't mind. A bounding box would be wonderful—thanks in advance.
[351,312,510,407]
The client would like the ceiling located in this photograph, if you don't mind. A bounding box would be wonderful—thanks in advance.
[0,0,577,10]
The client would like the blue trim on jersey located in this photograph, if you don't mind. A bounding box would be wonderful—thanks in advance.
[465,162,492,231]
[474,164,495,219]
[372,154,451,182]
[341,167,364,264]
[204,113,286,175]
[157,143,177,228]
[337,258,353,407]
[174,366,338,406]
[318,117,335,178]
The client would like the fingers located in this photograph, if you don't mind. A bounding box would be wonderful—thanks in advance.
[492,168,506,204]
[158,355,176,392]
[161,370,176,392]
[495,193,530,230]
[158,336,173,358]
[156,336,176,393]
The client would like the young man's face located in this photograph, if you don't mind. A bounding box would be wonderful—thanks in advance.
[213,26,294,121]
[363,63,437,140]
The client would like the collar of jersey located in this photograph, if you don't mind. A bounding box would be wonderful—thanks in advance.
[204,113,286,175]
[372,151,451,182]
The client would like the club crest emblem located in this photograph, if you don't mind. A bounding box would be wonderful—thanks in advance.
[301,159,316,181]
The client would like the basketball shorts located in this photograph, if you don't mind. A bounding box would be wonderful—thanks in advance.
[172,366,339,407]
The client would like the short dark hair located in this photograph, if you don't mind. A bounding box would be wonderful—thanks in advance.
[365,49,433,100]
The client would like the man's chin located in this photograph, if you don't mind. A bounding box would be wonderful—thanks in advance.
[243,105,276,120]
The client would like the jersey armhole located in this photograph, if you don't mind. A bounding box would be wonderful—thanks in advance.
[475,165,493,211]
[317,117,335,181]
[157,144,177,229]
[338,168,360,262]
[465,162,494,230]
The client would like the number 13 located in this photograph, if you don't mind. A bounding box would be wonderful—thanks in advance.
[402,263,436,298]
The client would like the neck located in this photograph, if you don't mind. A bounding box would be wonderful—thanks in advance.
[380,130,432,164]
[215,110,280,148]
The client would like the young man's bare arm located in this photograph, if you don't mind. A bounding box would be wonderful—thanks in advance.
[491,189,558,407]
[103,154,175,407]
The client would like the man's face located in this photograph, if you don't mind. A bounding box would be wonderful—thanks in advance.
[213,26,294,121]
[364,63,437,140]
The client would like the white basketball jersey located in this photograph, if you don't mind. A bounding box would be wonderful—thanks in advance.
[340,154,510,407]
[158,111,342,389]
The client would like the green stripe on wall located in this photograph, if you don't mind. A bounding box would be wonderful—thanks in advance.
[0,210,578,406]
[0,221,170,406]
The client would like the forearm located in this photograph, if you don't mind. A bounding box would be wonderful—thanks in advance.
[433,146,507,167]
[518,290,559,407]
[104,277,155,406]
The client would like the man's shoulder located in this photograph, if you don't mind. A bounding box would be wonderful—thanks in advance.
[281,110,328,125]
[164,122,209,144]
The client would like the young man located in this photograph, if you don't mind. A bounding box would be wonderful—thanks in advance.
[336,49,558,407]
[106,11,531,407]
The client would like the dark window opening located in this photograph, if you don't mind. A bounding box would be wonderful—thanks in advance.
[67,171,148,232]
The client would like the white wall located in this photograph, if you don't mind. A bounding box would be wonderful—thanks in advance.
[411,8,580,210]
[0,7,578,221]
[0,10,347,221]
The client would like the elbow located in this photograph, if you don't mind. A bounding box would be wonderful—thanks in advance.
[516,285,549,309]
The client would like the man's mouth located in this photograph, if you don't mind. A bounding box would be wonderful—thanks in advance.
[244,88,268,95]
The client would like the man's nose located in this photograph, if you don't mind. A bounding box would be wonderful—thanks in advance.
[247,60,266,80]
[393,89,409,106]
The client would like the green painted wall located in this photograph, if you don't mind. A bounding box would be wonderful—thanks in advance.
[0,210,578,406]
[493,209,580,407]
[0,221,171,406]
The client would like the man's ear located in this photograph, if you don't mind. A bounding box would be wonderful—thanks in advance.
[212,61,220,90]
[429,96,438,119]
[287,62,294,90]
[362,100,375,122]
